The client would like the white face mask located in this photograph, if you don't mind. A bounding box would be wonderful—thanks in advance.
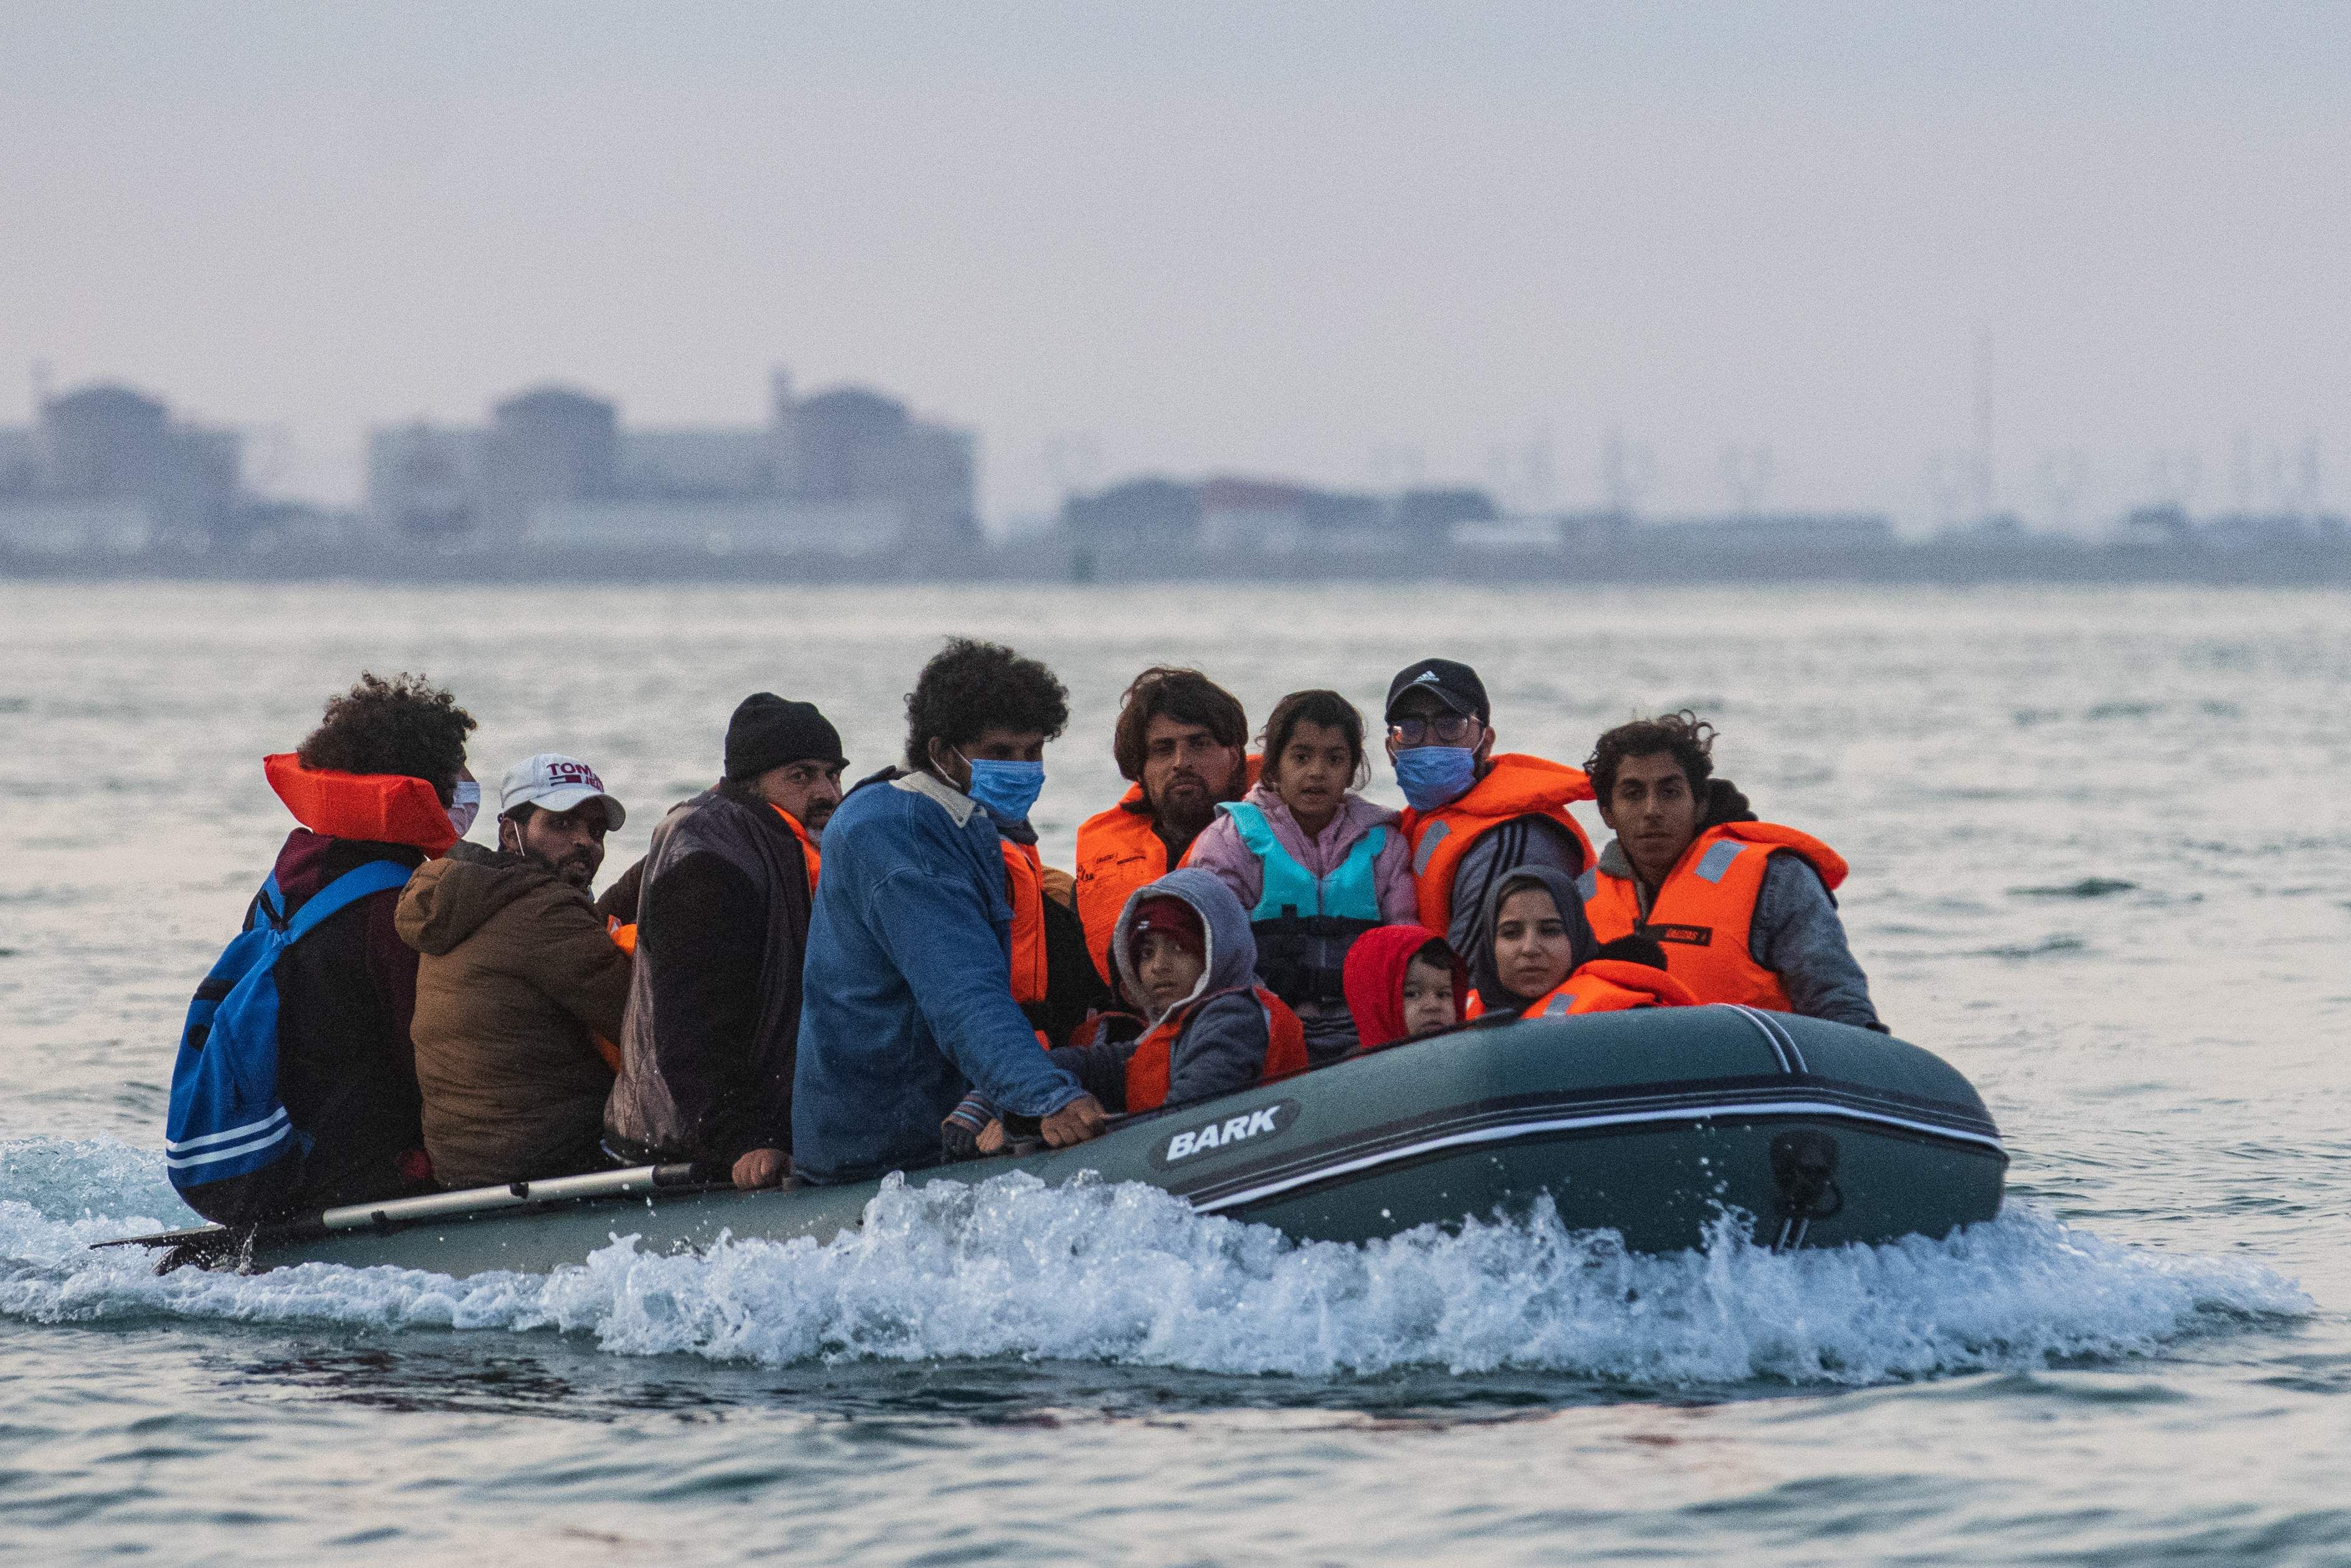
[447,779,481,838]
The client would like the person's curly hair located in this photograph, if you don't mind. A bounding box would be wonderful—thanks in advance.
[1585,710,1717,807]
[1110,666,1248,782]
[296,672,477,804]
[903,638,1070,768]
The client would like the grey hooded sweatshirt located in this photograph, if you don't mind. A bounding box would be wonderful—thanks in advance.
[1048,867,1280,1114]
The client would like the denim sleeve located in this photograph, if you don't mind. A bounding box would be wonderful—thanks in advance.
[1165,992,1271,1108]
[1751,854,1885,1032]
[864,866,1086,1116]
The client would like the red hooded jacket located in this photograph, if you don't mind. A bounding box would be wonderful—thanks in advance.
[1342,924,1467,1052]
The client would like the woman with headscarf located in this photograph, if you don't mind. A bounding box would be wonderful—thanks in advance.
[1464,866,1697,1021]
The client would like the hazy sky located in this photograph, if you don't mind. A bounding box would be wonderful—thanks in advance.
[4,2,2346,531]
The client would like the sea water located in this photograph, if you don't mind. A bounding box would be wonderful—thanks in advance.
[0,581,2344,1565]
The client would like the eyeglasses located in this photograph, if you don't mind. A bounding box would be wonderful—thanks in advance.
[1390,713,1480,747]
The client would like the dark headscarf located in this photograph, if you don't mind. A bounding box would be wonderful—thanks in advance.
[1469,864,1600,1018]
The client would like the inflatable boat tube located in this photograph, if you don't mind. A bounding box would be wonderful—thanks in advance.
[110,1005,2005,1278]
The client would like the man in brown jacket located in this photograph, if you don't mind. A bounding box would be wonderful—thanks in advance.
[395,753,632,1189]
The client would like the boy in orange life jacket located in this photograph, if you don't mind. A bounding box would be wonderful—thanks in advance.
[1041,870,1305,1115]
[1578,711,1883,1031]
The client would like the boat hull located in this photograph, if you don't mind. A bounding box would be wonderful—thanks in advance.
[180,1005,2006,1277]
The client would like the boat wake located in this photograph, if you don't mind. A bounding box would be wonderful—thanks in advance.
[0,1134,2310,1387]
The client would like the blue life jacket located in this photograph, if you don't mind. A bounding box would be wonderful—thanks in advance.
[165,860,414,1201]
[1221,800,1385,1007]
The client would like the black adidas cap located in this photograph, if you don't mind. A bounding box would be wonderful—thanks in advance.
[1384,658,1490,725]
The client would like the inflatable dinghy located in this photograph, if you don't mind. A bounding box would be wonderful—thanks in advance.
[107,1005,2005,1278]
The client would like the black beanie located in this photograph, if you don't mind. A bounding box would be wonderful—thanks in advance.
[725,693,846,780]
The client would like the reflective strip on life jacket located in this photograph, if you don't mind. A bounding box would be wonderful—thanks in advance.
[1582,821,1846,1012]
[1397,754,1595,936]
[1003,840,1049,1009]
[1219,801,1386,921]
[264,753,459,856]
[1525,959,1698,1017]
[1462,958,1695,1020]
[1122,986,1307,1113]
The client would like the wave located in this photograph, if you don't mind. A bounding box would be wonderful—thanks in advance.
[0,1136,2309,1388]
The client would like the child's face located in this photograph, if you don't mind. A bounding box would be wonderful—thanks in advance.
[1137,929,1206,1015]
[1400,954,1456,1038]
[1273,719,1356,825]
[1494,885,1577,1000]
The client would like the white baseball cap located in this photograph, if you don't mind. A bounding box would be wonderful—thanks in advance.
[498,753,626,829]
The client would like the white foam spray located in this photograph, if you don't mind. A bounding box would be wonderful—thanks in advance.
[0,1138,2309,1387]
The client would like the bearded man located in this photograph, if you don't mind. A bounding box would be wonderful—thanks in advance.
[1072,667,1252,984]
[396,753,634,1189]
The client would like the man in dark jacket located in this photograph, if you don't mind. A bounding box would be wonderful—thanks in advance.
[398,754,634,1189]
[183,672,477,1227]
[603,695,842,1189]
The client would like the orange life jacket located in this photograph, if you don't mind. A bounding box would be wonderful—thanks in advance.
[1581,822,1847,1011]
[1122,986,1307,1113]
[1074,787,1165,985]
[264,753,458,857]
[1464,958,1697,1020]
[1397,754,1595,936]
[1002,840,1049,1009]
[772,805,821,894]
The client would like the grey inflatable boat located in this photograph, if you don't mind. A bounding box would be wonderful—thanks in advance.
[108,1005,2006,1278]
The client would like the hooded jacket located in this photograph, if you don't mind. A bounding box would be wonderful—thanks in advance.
[1467,863,1601,1019]
[396,841,632,1189]
[1343,923,1467,1052]
[1046,868,1292,1113]
[605,782,811,1167]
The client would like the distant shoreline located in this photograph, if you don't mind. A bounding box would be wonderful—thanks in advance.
[4,539,2347,588]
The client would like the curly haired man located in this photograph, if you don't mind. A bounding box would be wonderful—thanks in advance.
[791,639,1108,1184]
[1580,712,1883,1031]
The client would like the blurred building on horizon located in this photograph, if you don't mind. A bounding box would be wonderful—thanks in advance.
[0,384,244,554]
[365,369,979,559]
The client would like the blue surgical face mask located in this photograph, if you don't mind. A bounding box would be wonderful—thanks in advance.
[1393,745,1479,812]
[961,756,1046,823]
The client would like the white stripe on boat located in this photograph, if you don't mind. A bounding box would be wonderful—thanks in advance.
[1189,1098,2005,1215]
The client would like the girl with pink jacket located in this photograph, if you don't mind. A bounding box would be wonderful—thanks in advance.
[1183,689,1419,1062]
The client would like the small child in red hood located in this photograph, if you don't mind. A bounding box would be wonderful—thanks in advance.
[1343,924,1467,1052]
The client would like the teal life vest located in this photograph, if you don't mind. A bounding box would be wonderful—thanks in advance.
[1220,800,1385,1012]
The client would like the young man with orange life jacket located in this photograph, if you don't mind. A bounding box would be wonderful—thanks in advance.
[169,673,477,1227]
[792,640,1110,1185]
[1072,667,1252,985]
[604,694,839,1190]
[1385,657,1596,974]
[397,754,634,1190]
[1042,870,1306,1116]
[1464,867,1697,1020]
[1578,712,1883,1031]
